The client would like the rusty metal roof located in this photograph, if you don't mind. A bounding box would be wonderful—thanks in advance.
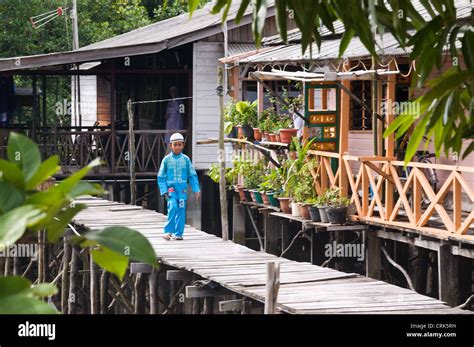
[0,2,275,71]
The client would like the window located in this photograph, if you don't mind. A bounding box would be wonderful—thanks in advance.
[350,80,372,131]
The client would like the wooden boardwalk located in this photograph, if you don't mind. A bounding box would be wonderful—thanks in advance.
[73,197,470,314]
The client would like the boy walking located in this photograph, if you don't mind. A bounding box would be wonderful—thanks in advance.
[158,133,200,240]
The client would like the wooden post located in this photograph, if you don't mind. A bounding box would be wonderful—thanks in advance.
[452,176,462,231]
[385,61,396,157]
[68,245,79,314]
[311,228,328,265]
[264,213,280,256]
[339,80,350,196]
[264,262,280,314]
[203,297,215,314]
[361,164,369,216]
[366,230,381,279]
[90,250,99,314]
[127,99,136,205]
[438,244,470,306]
[61,236,71,313]
[134,273,147,314]
[100,270,110,314]
[217,66,229,241]
[232,196,246,245]
[149,268,158,314]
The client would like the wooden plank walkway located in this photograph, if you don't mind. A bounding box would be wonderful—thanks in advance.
[73,197,470,314]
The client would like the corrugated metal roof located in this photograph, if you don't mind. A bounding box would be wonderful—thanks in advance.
[261,0,472,46]
[227,43,257,56]
[0,1,275,71]
[237,0,472,64]
[80,2,274,51]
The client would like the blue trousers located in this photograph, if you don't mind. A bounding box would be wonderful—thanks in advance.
[164,196,186,237]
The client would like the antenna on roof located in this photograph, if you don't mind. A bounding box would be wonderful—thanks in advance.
[30,7,67,29]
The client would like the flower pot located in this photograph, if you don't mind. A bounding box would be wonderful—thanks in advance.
[253,128,262,141]
[308,205,321,222]
[279,128,297,144]
[277,197,291,213]
[252,190,264,204]
[267,192,279,207]
[275,134,281,142]
[326,206,348,225]
[269,133,277,142]
[237,125,244,139]
[241,124,254,140]
[298,203,311,219]
[261,191,270,205]
[227,126,238,139]
[318,206,329,223]
[263,131,270,141]
[291,201,301,217]
[236,186,246,202]
[243,189,252,202]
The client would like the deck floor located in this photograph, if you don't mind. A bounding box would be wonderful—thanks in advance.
[73,197,470,314]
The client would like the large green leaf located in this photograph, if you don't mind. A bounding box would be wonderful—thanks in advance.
[462,30,474,72]
[0,159,25,189]
[0,293,57,314]
[7,132,41,181]
[90,244,129,280]
[30,283,58,297]
[50,157,101,197]
[25,155,60,191]
[44,204,86,243]
[0,276,30,298]
[81,226,157,266]
[0,181,24,213]
[0,205,44,249]
[0,276,58,314]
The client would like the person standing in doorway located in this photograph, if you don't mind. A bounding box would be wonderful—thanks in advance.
[158,133,200,240]
[164,86,184,145]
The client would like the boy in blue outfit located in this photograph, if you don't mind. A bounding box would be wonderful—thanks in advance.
[158,133,200,240]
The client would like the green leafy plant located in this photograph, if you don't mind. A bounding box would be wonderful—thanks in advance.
[0,133,157,313]
[259,168,283,193]
[204,0,474,161]
[235,100,258,127]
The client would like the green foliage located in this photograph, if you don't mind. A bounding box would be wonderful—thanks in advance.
[0,276,58,314]
[243,159,267,189]
[235,100,258,127]
[0,132,157,312]
[259,168,283,193]
[203,0,474,161]
[77,226,157,280]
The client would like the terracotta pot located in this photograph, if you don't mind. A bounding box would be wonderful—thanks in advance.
[269,133,277,142]
[236,186,246,202]
[279,128,298,144]
[277,197,291,213]
[298,203,311,219]
[261,192,270,205]
[263,131,270,141]
[275,134,281,142]
[253,128,262,141]
[250,190,257,203]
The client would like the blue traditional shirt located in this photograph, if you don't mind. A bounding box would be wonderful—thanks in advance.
[157,152,200,200]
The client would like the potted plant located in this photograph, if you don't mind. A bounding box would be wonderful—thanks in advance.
[326,194,351,225]
[235,100,257,140]
[224,102,239,138]
[259,168,283,208]
[293,161,316,219]
[305,197,321,222]
[277,117,297,144]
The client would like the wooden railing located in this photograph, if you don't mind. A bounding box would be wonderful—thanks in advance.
[0,128,190,176]
[308,150,474,237]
